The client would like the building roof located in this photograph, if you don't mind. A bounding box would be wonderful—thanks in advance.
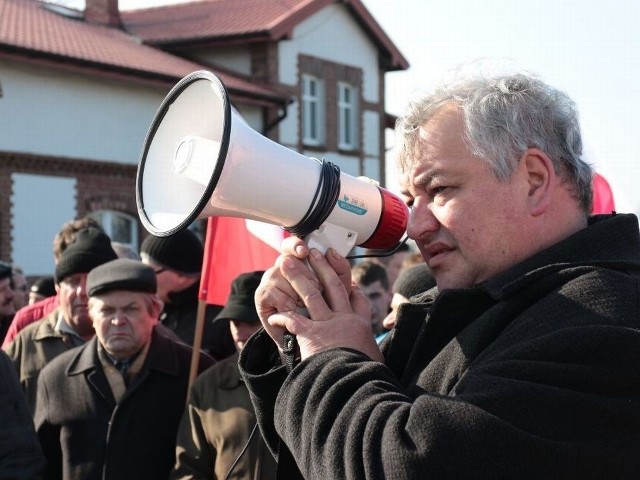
[122,0,409,71]
[0,0,289,103]
[0,0,408,102]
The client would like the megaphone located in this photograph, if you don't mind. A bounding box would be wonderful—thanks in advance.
[136,70,408,257]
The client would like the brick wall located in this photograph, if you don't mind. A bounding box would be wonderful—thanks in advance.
[0,152,137,261]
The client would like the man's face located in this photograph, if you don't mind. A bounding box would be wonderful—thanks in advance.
[58,273,93,338]
[0,278,15,317]
[229,319,262,351]
[400,105,531,290]
[359,280,391,333]
[385,251,410,288]
[90,290,158,361]
[12,272,28,310]
[141,257,173,304]
[382,292,409,331]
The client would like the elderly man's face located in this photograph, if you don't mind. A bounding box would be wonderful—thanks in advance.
[58,273,93,338]
[90,290,159,361]
[12,271,28,310]
[0,277,15,317]
[400,105,531,290]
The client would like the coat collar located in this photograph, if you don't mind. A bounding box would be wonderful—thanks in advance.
[66,327,181,377]
[32,308,64,341]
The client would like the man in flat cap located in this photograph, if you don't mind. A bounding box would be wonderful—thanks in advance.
[4,227,118,414]
[172,271,277,480]
[34,258,215,480]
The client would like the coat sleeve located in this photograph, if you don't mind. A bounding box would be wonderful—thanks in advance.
[33,369,63,480]
[238,329,290,459]
[271,323,640,480]
[0,350,46,480]
[171,385,216,480]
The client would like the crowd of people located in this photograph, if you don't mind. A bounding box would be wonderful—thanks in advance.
[2,66,638,479]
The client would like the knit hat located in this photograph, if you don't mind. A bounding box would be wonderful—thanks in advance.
[54,228,118,284]
[140,230,203,274]
[392,263,436,299]
[87,259,157,297]
[214,271,264,323]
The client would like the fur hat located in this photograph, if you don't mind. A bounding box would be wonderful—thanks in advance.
[140,229,203,274]
[214,271,264,323]
[87,259,157,297]
[392,263,436,299]
[54,228,118,284]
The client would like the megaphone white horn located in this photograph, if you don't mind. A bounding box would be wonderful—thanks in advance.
[136,70,408,256]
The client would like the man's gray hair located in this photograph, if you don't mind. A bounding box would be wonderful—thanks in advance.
[395,69,593,213]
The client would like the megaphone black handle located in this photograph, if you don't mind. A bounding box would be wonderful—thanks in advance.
[282,331,299,373]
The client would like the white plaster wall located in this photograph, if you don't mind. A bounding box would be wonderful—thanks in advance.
[278,5,380,102]
[362,110,380,158]
[11,174,76,276]
[278,99,300,148]
[0,61,169,165]
[306,151,360,178]
[235,104,264,132]
[363,156,381,181]
[278,4,381,162]
[190,45,252,76]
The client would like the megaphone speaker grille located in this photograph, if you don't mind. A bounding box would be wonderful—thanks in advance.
[136,71,231,236]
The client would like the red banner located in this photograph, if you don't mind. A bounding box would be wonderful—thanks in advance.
[199,217,284,305]
[592,172,615,214]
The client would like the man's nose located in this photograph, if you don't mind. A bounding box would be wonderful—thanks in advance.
[406,198,438,240]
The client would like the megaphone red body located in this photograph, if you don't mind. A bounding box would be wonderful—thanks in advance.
[136,70,408,256]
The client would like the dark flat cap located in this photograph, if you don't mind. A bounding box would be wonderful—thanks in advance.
[87,259,157,297]
[214,271,264,323]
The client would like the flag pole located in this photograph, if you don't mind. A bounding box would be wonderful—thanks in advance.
[187,299,207,404]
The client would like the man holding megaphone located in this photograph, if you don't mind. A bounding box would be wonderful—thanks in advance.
[236,68,640,479]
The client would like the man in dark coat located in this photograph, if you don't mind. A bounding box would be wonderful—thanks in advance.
[172,271,277,480]
[238,69,640,479]
[0,349,45,479]
[34,258,214,480]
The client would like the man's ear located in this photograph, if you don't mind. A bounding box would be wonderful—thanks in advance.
[521,148,555,216]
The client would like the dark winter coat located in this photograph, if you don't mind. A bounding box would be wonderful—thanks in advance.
[239,213,640,479]
[0,349,45,479]
[161,282,236,361]
[34,328,215,480]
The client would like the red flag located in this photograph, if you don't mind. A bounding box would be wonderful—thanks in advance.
[199,217,284,305]
[592,172,615,214]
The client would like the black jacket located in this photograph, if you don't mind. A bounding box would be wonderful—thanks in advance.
[240,213,640,479]
[161,283,236,361]
[0,349,45,479]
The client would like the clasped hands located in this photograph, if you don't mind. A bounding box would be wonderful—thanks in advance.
[255,236,384,363]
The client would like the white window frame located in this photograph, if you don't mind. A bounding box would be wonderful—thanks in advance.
[89,210,138,252]
[302,74,324,146]
[337,82,358,150]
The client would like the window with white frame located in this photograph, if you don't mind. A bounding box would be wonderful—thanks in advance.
[302,74,324,146]
[338,82,358,150]
[90,210,138,252]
